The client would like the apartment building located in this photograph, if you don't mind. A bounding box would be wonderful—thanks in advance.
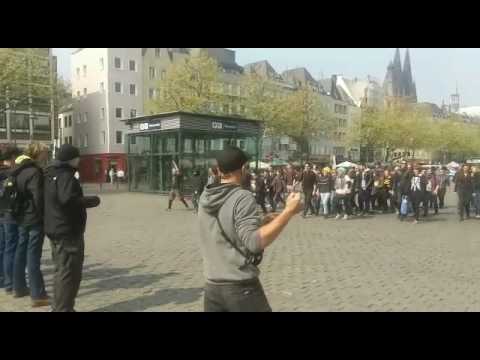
[0,48,56,149]
[58,103,74,147]
[71,48,144,182]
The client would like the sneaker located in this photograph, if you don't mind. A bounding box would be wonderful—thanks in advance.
[335,215,341,220]
[343,215,349,220]
[165,208,172,212]
[32,297,50,308]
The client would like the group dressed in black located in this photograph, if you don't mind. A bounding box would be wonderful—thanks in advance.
[0,143,100,312]
[180,161,480,223]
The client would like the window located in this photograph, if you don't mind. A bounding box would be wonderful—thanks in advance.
[63,117,67,128]
[69,136,73,145]
[76,68,80,77]
[82,65,87,77]
[100,107,105,119]
[100,82,105,92]
[84,134,88,147]
[129,60,136,71]
[130,109,137,118]
[100,57,104,71]
[101,131,106,144]
[155,48,160,57]
[115,108,123,118]
[148,88,155,99]
[77,113,82,124]
[115,82,122,94]
[240,105,246,114]
[222,104,229,114]
[64,137,68,145]
[116,131,123,144]
[129,84,136,96]
[84,112,88,123]
[149,66,156,79]
[83,88,87,96]
[184,139,193,153]
[114,57,121,69]
[68,115,72,127]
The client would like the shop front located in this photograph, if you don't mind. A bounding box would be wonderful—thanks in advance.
[124,111,263,194]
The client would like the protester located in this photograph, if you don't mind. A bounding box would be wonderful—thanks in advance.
[437,167,450,209]
[410,167,427,224]
[241,165,253,191]
[191,170,205,214]
[427,168,440,215]
[333,168,352,220]
[357,166,373,216]
[455,164,473,221]
[399,163,413,221]
[392,166,402,214]
[167,166,189,211]
[299,163,317,218]
[254,171,268,214]
[44,144,100,312]
[348,168,359,215]
[285,164,296,194]
[471,166,480,218]
[315,167,333,218]
[271,170,286,212]
[0,145,22,294]
[12,143,49,307]
[198,145,301,312]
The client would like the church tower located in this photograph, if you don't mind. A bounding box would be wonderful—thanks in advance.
[383,48,418,107]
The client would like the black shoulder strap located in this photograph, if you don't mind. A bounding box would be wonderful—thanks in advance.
[214,185,263,269]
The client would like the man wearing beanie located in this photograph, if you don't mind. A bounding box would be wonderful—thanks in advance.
[44,144,101,312]
[198,146,302,312]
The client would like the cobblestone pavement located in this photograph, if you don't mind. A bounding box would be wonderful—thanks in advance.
[1,189,480,312]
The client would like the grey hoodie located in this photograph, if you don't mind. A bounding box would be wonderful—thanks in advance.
[198,183,262,283]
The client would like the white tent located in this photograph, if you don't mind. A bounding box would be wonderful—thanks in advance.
[336,161,359,169]
[249,161,270,170]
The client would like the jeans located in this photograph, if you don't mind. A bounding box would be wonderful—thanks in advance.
[358,189,371,213]
[204,278,272,312]
[1,223,18,291]
[458,192,472,220]
[318,192,330,216]
[50,235,85,312]
[438,187,447,208]
[303,190,315,216]
[14,224,47,300]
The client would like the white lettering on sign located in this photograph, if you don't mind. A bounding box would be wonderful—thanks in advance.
[212,121,223,130]
[139,123,149,131]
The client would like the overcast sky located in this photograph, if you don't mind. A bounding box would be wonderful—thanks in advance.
[52,48,480,107]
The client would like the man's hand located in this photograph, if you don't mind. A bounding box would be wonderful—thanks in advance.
[285,192,302,215]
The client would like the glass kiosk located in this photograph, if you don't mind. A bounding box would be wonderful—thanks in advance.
[124,111,263,194]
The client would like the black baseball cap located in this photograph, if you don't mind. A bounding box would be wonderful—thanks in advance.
[215,145,249,173]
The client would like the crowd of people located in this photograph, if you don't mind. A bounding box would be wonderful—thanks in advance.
[0,143,100,312]
[243,162,480,223]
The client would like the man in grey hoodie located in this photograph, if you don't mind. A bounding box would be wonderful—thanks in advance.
[198,146,301,312]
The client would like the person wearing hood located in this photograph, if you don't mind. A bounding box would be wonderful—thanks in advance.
[198,146,301,312]
[12,142,49,307]
[44,144,100,312]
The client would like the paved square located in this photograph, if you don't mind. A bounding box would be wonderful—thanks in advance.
[1,187,479,312]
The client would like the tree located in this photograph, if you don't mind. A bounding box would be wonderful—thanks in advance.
[0,48,53,113]
[278,87,335,160]
[146,52,223,115]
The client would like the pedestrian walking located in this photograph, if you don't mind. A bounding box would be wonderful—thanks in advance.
[357,166,373,216]
[254,171,268,214]
[198,145,302,312]
[11,143,50,307]
[427,169,440,215]
[333,168,352,220]
[455,164,473,221]
[167,164,189,211]
[437,167,450,209]
[44,144,101,312]
[471,166,480,218]
[315,167,333,218]
[271,170,286,212]
[410,167,427,224]
[191,170,205,214]
[0,145,22,294]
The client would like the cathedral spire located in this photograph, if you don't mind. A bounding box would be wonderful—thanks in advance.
[403,48,414,98]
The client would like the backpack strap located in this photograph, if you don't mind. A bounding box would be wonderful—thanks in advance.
[214,185,263,270]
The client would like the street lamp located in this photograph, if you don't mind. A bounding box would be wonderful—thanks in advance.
[10,100,18,145]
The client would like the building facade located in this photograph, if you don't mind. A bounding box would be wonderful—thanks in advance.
[71,48,144,182]
[58,103,74,147]
[0,48,56,150]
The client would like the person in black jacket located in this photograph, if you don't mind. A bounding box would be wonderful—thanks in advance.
[299,164,317,218]
[357,167,373,216]
[410,167,427,224]
[44,144,100,312]
[0,145,22,294]
[12,142,49,307]
[455,164,473,221]
[254,171,268,214]
[191,170,205,214]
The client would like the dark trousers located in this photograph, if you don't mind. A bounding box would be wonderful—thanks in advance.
[377,189,389,212]
[358,189,371,213]
[14,224,47,300]
[267,190,275,211]
[256,193,267,214]
[428,192,439,214]
[1,223,18,291]
[438,188,447,208]
[192,191,200,212]
[458,192,472,220]
[204,278,272,312]
[411,192,427,220]
[50,234,85,312]
[334,194,352,216]
[303,190,315,216]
